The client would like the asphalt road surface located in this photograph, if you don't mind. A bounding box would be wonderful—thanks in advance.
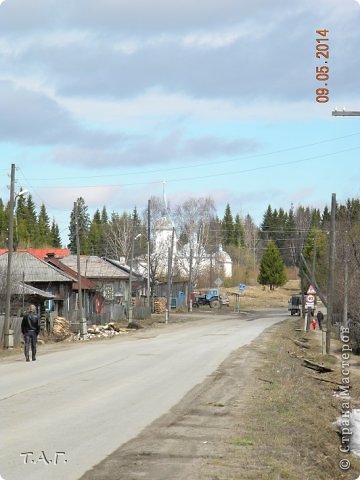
[1,310,285,480]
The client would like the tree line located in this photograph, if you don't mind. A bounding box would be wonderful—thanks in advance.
[0,194,61,249]
[0,193,359,324]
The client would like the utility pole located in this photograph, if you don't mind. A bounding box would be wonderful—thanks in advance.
[300,267,306,319]
[312,234,317,312]
[326,193,336,354]
[331,109,359,327]
[128,232,142,323]
[147,199,151,310]
[166,227,175,323]
[343,237,349,329]
[3,164,15,348]
[312,234,317,286]
[75,201,86,338]
[188,248,193,312]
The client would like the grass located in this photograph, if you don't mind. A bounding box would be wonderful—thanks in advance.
[228,438,255,446]
[223,319,360,479]
[225,279,301,310]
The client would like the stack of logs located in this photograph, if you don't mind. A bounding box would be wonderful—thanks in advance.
[153,297,167,314]
[53,316,73,341]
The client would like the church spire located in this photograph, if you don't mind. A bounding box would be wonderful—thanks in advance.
[162,179,167,215]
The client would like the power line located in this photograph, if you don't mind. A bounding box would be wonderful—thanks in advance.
[16,130,360,182]
[19,145,360,189]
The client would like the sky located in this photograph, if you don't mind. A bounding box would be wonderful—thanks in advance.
[0,0,360,245]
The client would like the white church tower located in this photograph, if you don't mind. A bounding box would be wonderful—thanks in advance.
[153,182,177,274]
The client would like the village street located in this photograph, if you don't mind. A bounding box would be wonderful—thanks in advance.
[1,310,285,480]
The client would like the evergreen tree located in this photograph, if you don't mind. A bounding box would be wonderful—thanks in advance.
[257,240,287,290]
[25,195,38,246]
[302,228,328,289]
[37,203,51,246]
[88,209,102,255]
[132,206,142,232]
[321,205,330,227]
[260,205,274,240]
[100,206,108,225]
[222,203,234,246]
[68,197,91,254]
[50,219,62,247]
[233,214,245,248]
[310,208,321,229]
[15,193,28,247]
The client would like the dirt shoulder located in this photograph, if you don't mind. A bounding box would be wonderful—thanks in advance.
[79,316,360,480]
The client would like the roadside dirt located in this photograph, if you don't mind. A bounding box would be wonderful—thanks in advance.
[79,314,360,480]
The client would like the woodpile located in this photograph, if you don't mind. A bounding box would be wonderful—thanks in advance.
[53,316,73,341]
[154,297,167,314]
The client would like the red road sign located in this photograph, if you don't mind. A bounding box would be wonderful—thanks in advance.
[307,285,316,295]
[306,294,315,304]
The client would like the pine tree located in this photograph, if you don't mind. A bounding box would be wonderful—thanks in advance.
[37,203,51,246]
[15,193,28,247]
[310,209,321,229]
[260,205,274,240]
[50,219,62,247]
[132,206,142,232]
[257,240,287,290]
[302,228,328,289]
[88,209,102,255]
[222,203,234,246]
[321,205,330,227]
[26,195,38,246]
[101,206,108,225]
[285,205,297,265]
[68,197,91,254]
[233,214,245,248]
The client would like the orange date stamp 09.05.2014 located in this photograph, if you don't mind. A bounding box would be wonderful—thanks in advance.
[315,29,329,104]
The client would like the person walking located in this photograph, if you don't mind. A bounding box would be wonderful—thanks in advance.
[316,310,324,330]
[21,304,40,362]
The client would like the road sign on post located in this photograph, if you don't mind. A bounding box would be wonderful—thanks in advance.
[214,278,223,287]
[305,294,315,309]
[307,285,316,295]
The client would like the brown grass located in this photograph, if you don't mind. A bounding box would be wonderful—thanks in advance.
[224,279,300,310]
[217,319,360,479]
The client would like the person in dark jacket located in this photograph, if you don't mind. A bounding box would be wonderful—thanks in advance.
[316,310,324,330]
[21,304,40,362]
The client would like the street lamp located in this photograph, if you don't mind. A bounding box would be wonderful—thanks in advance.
[128,233,142,324]
[13,189,29,251]
[332,108,360,116]
[3,164,28,348]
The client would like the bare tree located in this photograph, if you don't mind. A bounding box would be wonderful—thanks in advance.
[242,214,259,269]
[174,197,216,283]
[104,212,134,263]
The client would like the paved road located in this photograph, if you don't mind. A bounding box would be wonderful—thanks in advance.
[1,311,285,480]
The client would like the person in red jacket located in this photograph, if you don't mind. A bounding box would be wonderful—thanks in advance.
[21,304,40,362]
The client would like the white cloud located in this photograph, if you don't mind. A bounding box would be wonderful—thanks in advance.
[40,185,121,211]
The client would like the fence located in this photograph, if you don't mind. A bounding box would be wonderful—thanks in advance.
[0,315,23,348]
